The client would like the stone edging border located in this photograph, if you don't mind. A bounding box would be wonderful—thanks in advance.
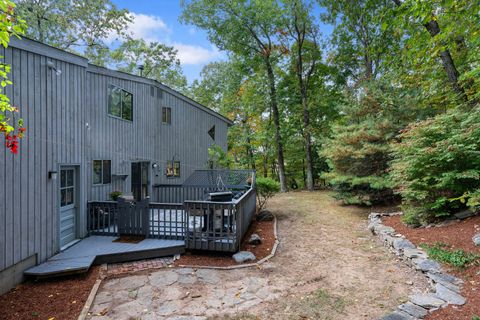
[177,214,280,270]
[77,264,107,320]
[368,212,467,320]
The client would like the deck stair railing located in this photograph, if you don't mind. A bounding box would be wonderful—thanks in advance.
[87,170,257,253]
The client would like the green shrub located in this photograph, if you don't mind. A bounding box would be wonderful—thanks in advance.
[420,243,480,268]
[322,82,425,206]
[256,177,280,211]
[390,107,480,224]
[109,191,122,201]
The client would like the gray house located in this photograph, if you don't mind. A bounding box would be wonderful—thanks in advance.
[0,38,241,293]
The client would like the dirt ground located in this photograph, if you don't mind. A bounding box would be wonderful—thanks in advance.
[88,191,428,320]
[241,191,428,320]
[0,266,99,320]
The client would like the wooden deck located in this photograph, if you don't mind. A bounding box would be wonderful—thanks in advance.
[24,236,185,277]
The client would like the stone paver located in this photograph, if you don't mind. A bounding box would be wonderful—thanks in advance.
[87,267,282,319]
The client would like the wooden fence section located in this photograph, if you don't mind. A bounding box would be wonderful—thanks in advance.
[149,202,185,240]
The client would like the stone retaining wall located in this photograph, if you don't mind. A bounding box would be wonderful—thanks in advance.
[368,212,466,320]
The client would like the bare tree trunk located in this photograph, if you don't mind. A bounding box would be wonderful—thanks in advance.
[265,59,287,192]
[423,20,468,103]
[392,0,468,103]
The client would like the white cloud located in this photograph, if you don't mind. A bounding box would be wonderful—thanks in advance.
[126,13,171,43]
[173,43,223,65]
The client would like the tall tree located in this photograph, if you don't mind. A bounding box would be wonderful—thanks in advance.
[110,38,188,93]
[15,0,130,65]
[390,0,469,104]
[181,0,289,191]
[284,0,322,190]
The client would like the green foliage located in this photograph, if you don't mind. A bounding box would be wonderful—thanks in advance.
[110,38,188,93]
[322,81,425,205]
[207,144,232,169]
[472,316,480,320]
[109,191,122,201]
[420,243,480,269]
[390,107,480,224]
[256,177,280,211]
[16,0,131,64]
[16,0,187,90]
[0,0,26,154]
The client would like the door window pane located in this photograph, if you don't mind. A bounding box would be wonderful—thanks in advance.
[61,170,66,188]
[103,160,111,184]
[65,187,74,206]
[66,170,74,187]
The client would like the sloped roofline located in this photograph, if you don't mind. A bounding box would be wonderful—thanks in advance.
[9,37,233,126]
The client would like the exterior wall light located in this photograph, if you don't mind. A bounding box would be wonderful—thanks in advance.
[47,60,62,76]
[48,171,58,180]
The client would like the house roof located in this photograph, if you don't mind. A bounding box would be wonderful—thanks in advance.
[8,37,233,126]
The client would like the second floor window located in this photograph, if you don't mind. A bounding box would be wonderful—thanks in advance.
[162,107,171,124]
[93,160,111,185]
[108,84,133,121]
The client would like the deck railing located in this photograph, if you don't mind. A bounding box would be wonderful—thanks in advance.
[149,202,185,240]
[153,184,212,203]
[183,186,257,252]
[87,174,256,253]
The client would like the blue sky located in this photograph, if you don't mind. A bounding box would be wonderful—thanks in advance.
[111,0,333,84]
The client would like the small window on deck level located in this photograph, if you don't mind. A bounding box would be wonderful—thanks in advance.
[162,107,171,124]
[93,160,111,185]
[166,160,180,178]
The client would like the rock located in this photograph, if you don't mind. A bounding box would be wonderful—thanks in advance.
[233,251,256,263]
[380,311,415,320]
[398,302,428,318]
[380,234,397,247]
[427,272,463,293]
[412,258,442,273]
[454,209,476,220]
[403,248,428,259]
[196,269,220,285]
[410,293,445,309]
[393,238,416,250]
[473,233,480,247]
[149,270,178,287]
[368,221,380,232]
[256,210,274,221]
[434,283,466,305]
[373,224,395,235]
[427,271,463,286]
[248,233,262,245]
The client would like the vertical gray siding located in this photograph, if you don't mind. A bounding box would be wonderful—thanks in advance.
[0,45,87,270]
[0,39,229,274]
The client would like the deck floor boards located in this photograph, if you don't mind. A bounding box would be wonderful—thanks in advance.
[24,236,185,277]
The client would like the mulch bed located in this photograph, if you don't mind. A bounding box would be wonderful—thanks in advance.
[383,215,480,320]
[0,266,99,320]
[174,218,276,267]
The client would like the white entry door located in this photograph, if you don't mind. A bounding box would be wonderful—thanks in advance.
[59,167,78,249]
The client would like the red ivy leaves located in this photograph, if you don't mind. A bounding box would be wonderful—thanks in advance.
[4,127,25,154]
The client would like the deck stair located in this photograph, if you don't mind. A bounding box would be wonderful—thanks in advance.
[24,236,185,277]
